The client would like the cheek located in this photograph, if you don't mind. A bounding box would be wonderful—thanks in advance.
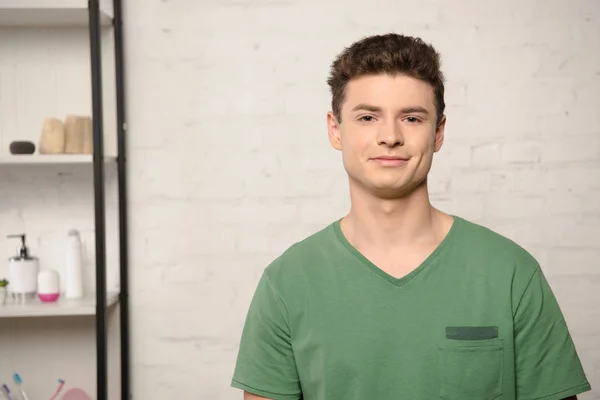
[341,130,371,155]
[413,148,435,175]
[407,130,435,151]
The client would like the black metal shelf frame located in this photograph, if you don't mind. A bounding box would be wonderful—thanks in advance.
[88,0,129,399]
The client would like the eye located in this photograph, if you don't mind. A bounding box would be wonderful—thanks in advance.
[405,116,421,124]
[359,115,375,122]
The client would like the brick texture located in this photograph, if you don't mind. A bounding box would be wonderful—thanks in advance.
[122,0,600,398]
[2,0,595,398]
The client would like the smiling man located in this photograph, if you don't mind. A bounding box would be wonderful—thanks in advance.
[231,33,591,400]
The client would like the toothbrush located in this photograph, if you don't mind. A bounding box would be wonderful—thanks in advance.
[1,384,12,400]
[49,379,65,400]
[12,374,28,400]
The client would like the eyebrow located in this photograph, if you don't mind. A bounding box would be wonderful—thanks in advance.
[351,104,430,115]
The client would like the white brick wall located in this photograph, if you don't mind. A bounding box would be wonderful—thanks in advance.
[122,0,600,398]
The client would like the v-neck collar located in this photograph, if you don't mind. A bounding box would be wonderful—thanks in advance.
[332,215,462,287]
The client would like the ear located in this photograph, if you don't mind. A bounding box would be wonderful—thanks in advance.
[327,112,343,151]
[433,114,446,153]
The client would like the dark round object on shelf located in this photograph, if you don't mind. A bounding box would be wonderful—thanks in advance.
[9,141,36,155]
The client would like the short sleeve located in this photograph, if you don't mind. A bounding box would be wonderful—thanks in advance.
[514,267,591,400]
[231,271,301,399]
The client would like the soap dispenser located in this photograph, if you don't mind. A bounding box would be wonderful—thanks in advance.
[7,234,39,303]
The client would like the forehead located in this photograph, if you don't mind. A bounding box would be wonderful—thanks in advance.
[343,74,436,111]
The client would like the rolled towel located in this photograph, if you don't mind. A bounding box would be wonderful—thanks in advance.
[82,116,93,154]
[64,114,89,154]
[39,118,66,154]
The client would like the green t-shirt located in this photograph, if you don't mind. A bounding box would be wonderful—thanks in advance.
[231,216,591,400]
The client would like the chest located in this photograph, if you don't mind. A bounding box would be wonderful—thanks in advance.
[290,284,514,400]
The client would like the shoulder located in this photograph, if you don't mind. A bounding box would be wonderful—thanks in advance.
[263,221,337,281]
[253,221,339,318]
[452,216,543,308]
[453,215,540,276]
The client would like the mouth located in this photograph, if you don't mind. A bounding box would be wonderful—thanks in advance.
[369,156,409,166]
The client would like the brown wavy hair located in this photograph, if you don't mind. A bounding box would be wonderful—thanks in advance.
[327,33,445,125]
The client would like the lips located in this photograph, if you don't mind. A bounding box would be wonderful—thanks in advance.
[369,156,409,166]
[371,156,409,161]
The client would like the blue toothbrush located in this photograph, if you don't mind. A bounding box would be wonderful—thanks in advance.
[12,374,28,400]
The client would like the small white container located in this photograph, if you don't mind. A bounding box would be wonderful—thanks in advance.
[38,269,60,302]
[65,230,84,299]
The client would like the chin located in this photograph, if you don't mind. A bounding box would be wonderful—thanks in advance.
[348,170,424,198]
[367,176,427,199]
[374,186,413,199]
[363,181,410,198]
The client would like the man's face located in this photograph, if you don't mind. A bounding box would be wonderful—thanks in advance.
[327,73,446,199]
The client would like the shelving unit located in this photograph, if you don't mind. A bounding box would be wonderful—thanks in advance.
[0,292,119,318]
[0,1,129,399]
[0,154,117,165]
[0,0,113,27]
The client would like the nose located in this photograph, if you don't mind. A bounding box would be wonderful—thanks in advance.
[377,120,404,147]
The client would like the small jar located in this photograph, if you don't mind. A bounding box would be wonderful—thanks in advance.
[38,269,60,302]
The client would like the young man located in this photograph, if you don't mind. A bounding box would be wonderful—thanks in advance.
[231,33,591,400]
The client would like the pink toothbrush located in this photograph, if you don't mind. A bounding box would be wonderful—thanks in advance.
[49,379,65,400]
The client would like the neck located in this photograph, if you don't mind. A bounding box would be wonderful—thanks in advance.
[342,180,446,248]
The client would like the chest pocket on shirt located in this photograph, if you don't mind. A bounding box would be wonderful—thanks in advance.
[438,338,504,400]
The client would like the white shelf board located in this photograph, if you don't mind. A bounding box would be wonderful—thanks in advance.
[0,0,112,27]
[0,154,116,165]
[0,291,119,318]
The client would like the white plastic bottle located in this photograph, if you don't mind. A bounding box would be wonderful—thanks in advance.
[65,229,84,299]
